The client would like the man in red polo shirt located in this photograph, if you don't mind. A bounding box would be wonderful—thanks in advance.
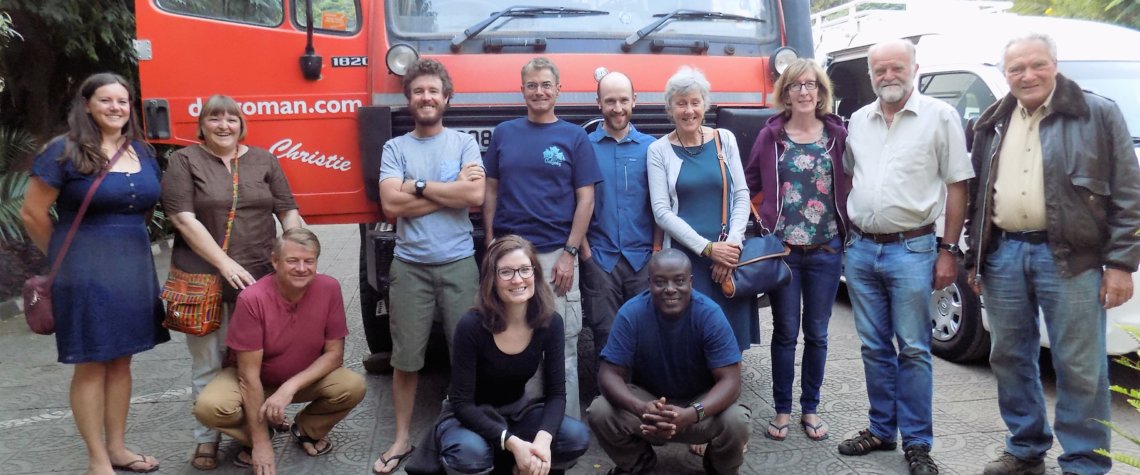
[194,228,365,474]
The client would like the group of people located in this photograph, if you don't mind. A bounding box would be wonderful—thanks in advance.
[18,30,1138,475]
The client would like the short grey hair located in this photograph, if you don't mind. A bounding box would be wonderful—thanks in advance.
[521,56,560,85]
[273,227,322,258]
[867,38,917,71]
[663,66,711,114]
[1001,32,1058,65]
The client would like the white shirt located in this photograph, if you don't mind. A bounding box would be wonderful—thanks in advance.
[844,92,974,233]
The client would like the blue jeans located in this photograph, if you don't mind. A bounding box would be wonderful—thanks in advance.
[844,232,937,448]
[769,236,843,414]
[982,237,1111,474]
[437,411,590,475]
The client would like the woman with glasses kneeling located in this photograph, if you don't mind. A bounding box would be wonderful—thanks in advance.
[436,235,589,475]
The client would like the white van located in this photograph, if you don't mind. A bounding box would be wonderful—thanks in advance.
[815,2,1140,363]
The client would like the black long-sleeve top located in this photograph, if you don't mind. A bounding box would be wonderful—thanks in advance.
[448,309,566,446]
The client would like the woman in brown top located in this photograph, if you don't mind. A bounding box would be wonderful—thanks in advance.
[160,94,301,470]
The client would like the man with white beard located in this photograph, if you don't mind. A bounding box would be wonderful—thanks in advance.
[836,39,973,475]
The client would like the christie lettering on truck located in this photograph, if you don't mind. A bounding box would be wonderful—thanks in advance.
[187,96,363,118]
[269,139,353,172]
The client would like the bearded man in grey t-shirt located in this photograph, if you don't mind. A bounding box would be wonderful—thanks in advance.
[373,59,485,475]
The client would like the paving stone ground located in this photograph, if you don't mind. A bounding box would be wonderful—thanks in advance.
[2,224,1139,474]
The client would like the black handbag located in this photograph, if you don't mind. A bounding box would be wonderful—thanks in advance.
[709,130,792,299]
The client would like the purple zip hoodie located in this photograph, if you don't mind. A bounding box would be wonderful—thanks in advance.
[744,112,851,239]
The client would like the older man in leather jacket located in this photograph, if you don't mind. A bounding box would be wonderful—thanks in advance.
[965,33,1140,475]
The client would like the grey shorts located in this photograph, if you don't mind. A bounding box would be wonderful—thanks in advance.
[389,256,478,372]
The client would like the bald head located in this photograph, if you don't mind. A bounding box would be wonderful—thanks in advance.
[868,39,916,69]
[597,71,637,138]
[597,71,634,97]
[649,248,690,274]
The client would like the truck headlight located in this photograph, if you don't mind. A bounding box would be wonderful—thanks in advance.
[385,44,419,76]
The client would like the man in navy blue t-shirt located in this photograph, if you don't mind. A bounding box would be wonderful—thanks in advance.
[587,250,751,474]
[483,56,603,417]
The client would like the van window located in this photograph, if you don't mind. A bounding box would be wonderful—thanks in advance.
[920,72,996,130]
[293,0,361,34]
[156,0,284,27]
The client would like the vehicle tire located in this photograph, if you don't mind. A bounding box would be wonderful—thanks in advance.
[930,268,989,363]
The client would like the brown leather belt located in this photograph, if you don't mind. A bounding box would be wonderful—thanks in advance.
[998,229,1048,244]
[852,223,935,244]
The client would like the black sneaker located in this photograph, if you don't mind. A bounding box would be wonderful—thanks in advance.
[904,445,939,475]
[982,451,1045,475]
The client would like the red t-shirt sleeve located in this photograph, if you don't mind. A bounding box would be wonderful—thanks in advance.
[226,292,265,352]
[322,277,349,341]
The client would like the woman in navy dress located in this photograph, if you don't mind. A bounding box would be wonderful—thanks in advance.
[21,73,169,475]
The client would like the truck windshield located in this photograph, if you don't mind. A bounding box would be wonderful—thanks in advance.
[1059,61,1140,141]
[387,0,774,43]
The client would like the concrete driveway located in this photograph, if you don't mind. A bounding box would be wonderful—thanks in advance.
[1,224,1138,474]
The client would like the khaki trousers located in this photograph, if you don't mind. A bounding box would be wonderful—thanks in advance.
[193,367,366,447]
[586,385,751,475]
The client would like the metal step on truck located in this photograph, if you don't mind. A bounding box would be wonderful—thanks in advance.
[135,0,816,371]
[813,0,1140,363]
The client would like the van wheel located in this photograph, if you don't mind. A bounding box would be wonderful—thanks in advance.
[930,269,989,363]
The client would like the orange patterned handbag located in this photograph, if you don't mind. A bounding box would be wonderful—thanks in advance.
[160,147,239,335]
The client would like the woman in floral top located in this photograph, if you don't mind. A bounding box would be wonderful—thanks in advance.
[744,59,849,443]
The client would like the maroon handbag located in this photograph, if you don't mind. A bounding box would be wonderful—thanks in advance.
[23,142,129,335]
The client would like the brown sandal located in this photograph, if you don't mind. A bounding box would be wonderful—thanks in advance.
[838,429,897,456]
[190,443,218,471]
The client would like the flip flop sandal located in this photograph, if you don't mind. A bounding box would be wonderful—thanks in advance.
[373,446,416,475]
[190,444,219,471]
[763,421,789,441]
[111,454,160,473]
[290,422,334,457]
[232,447,253,469]
[801,418,830,441]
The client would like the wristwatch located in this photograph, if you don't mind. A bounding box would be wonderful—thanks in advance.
[563,245,579,257]
[414,179,427,197]
[938,242,963,256]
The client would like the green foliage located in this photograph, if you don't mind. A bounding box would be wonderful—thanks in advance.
[1097,324,1140,467]
[155,0,283,27]
[0,1,138,141]
[1012,0,1139,29]
[0,11,21,41]
[0,127,38,245]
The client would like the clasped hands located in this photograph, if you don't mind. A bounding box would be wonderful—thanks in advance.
[708,242,741,284]
[506,431,553,475]
[639,397,698,440]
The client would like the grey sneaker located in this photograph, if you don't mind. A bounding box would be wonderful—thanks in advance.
[982,451,1045,475]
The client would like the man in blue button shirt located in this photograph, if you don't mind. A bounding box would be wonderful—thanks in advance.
[582,71,658,364]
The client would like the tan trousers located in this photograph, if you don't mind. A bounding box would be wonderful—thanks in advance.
[193,367,366,447]
[586,385,751,475]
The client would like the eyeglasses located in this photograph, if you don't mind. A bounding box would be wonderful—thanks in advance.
[785,81,819,93]
[497,265,535,281]
[524,82,556,91]
[651,275,691,289]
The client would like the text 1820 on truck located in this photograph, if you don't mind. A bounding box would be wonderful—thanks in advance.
[135,0,815,366]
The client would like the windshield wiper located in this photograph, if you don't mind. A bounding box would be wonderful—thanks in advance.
[452,5,608,51]
[625,9,764,49]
